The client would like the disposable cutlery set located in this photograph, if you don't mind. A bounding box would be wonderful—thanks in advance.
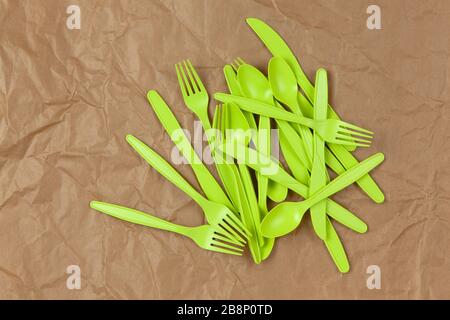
[90,18,385,273]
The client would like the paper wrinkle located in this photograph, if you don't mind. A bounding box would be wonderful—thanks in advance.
[0,0,449,299]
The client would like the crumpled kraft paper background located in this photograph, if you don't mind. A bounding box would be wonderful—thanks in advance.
[0,0,449,299]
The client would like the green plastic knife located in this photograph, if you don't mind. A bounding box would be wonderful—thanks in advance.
[309,69,328,240]
[147,90,233,209]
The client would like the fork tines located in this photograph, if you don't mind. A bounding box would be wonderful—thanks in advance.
[210,231,245,256]
[175,59,206,96]
[337,122,374,147]
[224,216,250,241]
[230,57,245,72]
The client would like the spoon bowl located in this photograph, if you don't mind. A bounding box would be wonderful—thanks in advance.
[261,202,305,238]
[237,64,273,103]
[268,57,299,112]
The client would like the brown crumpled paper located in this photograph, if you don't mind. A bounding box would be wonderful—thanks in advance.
[0,0,449,299]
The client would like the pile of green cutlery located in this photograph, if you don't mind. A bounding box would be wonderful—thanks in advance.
[90,18,385,273]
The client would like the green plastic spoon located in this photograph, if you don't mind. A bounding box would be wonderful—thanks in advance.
[260,152,384,238]
[218,140,368,271]
[218,142,371,235]
[269,57,313,166]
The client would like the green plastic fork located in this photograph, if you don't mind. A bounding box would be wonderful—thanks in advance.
[90,201,244,256]
[126,134,250,244]
[214,93,373,148]
[175,60,211,129]
[175,60,247,216]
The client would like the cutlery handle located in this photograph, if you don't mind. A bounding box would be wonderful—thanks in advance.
[299,79,355,152]
[126,134,206,206]
[277,115,344,179]
[274,101,312,169]
[280,97,314,166]
[309,69,328,239]
[325,147,346,175]
[235,113,269,246]
[211,107,243,211]
[328,143,385,203]
[326,199,367,233]
[291,93,343,173]
[90,201,189,235]
[278,122,310,183]
[214,101,263,262]
[218,142,309,197]
[214,93,315,128]
[256,116,270,214]
[147,90,232,208]
[237,163,263,262]
[254,117,269,245]
[324,218,350,273]
[223,65,258,130]
[303,153,385,209]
